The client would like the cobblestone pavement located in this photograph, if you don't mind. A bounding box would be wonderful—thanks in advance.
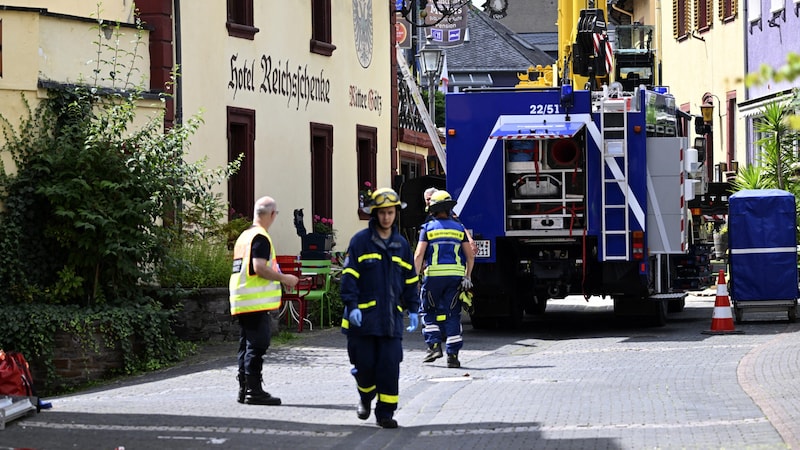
[1,294,798,450]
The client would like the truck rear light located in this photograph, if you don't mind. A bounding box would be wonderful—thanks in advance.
[632,231,644,260]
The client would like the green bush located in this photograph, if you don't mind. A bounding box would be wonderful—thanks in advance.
[0,15,240,306]
[0,10,233,390]
[157,239,231,288]
[0,301,194,394]
[156,217,250,288]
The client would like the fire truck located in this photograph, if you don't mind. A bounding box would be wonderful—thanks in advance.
[443,2,711,327]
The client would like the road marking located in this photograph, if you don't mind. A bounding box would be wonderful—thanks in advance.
[157,436,228,444]
[419,417,769,436]
[537,343,756,356]
[22,422,350,437]
[429,376,472,382]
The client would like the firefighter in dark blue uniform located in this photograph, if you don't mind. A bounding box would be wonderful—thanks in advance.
[340,187,420,429]
[413,190,475,368]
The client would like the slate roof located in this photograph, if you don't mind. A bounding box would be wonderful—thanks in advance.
[516,32,559,59]
[444,5,554,73]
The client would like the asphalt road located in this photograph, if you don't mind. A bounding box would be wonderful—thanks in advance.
[1,293,798,450]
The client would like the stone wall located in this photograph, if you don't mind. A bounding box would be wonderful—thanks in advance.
[168,288,240,342]
[166,287,280,341]
[37,288,282,394]
[48,330,129,383]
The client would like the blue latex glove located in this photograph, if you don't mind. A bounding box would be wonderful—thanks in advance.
[406,313,419,332]
[349,309,362,327]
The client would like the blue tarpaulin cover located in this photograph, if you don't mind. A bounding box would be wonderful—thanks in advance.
[490,121,585,140]
[729,189,798,301]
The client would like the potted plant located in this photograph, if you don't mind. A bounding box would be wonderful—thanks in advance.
[302,215,335,257]
[713,224,728,261]
[358,181,373,220]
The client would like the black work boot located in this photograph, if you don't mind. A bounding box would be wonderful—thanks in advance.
[244,375,281,405]
[356,398,371,420]
[447,353,461,368]
[376,417,398,429]
[423,343,443,363]
[237,373,246,404]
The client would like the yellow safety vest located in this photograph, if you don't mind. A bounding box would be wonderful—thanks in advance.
[229,227,282,315]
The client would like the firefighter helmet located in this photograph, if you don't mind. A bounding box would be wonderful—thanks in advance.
[361,187,407,214]
[428,190,457,214]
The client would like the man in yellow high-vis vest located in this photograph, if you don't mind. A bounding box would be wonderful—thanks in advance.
[230,196,298,406]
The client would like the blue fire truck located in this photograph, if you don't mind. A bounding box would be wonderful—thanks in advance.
[443,5,709,327]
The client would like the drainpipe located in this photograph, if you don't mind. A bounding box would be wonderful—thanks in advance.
[655,0,663,85]
[174,0,183,126]
[742,0,751,162]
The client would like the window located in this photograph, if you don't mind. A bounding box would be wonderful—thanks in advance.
[767,0,787,26]
[725,93,736,166]
[747,0,761,22]
[673,0,690,40]
[227,107,256,220]
[310,0,336,56]
[427,155,444,175]
[695,0,713,31]
[310,123,334,220]
[356,125,378,204]
[719,0,738,22]
[399,151,424,181]
[227,0,259,39]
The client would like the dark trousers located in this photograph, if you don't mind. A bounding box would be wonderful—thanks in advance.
[347,335,403,420]
[420,276,463,355]
[238,311,272,377]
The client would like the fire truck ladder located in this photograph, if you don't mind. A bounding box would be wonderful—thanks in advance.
[600,99,630,260]
[396,47,446,173]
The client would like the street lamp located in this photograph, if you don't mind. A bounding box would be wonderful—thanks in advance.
[700,103,714,124]
[417,44,444,128]
[699,102,715,181]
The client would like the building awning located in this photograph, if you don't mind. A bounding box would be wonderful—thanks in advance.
[490,121,585,140]
[739,90,796,118]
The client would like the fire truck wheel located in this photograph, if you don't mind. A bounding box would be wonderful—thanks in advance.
[531,291,548,315]
[469,315,494,330]
[667,297,685,313]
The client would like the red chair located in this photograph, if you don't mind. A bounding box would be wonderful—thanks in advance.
[276,256,313,332]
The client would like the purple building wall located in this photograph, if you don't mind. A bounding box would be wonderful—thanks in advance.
[746,0,800,100]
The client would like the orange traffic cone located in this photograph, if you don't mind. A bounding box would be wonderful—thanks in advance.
[702,270,744,335]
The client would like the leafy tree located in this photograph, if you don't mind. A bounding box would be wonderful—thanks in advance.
[730,91,800,243]
[731,96,800,192]
[746,52,800,130]
[0,11,237,306]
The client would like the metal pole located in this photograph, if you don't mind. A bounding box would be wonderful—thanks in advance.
[428,74,436,128]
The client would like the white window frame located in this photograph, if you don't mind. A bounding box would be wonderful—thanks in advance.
[747,0,761,21]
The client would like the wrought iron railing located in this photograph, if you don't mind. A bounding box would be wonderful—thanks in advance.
[397,69,427,133]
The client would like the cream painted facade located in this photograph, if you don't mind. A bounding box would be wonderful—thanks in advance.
[0,5,159,172]
[2,0,136,21]
[659,0,747,180]
[177,1,393,253]
[1,1,394,254]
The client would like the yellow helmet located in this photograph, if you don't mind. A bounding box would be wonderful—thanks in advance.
[361,187,407,214]
[428,190,457,214]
